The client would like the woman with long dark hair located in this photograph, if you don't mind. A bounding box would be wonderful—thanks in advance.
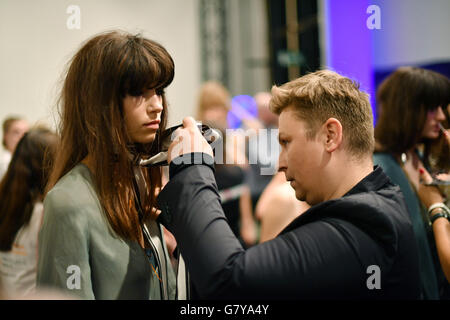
[37,31,183,300]
[0,127,57,297]
[374,66,450,299]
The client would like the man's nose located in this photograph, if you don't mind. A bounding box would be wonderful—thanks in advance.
[278,151,287,173]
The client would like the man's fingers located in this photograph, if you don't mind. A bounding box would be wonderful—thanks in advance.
[167,116,213,163]
[182,116,197,129]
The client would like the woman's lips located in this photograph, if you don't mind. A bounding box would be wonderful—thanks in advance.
[143,120,160,129]
[434,125,441,133]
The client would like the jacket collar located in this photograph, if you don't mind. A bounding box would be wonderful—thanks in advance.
[280,166,393,234]
[343,165,390,197]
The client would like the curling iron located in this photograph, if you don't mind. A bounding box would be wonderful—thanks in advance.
[139,122,221,167]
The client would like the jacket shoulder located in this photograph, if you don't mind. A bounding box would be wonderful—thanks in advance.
[45,164,101,215]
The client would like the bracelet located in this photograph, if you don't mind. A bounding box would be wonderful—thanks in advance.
[428,202,450,217]
[430,211,449,225]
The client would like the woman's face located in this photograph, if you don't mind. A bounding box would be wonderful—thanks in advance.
[447,104,450,123]
[422,105,446,139]
[4,119,29,152]
[123,89,163,144]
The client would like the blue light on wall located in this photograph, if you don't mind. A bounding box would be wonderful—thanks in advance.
[227,95,258,129]
[324,0,377,123]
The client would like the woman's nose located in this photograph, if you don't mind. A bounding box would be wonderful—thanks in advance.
[436,106,446,121]
[147,94,163,113]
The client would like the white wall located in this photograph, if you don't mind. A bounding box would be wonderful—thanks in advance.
[0,0,201,133]
[371,0,450,69]
[227,0,271,95]
[317,0,450,70]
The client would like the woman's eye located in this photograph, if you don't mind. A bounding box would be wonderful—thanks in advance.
[129,90,143,97]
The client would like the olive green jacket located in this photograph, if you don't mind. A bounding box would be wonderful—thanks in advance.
[36,164,176,300]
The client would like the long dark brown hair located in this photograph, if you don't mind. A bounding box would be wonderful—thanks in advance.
[46,31,174,242]
[375,67,450,156]
[0,127,58,251]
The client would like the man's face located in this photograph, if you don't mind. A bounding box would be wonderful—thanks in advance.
[278,107,326,205]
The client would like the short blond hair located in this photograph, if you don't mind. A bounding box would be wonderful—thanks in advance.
[196,81,231,120]
[270,70,374,158]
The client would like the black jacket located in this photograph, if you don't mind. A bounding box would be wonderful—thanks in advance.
[157,153,421,299]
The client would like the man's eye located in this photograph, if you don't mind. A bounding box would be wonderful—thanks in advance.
[156,88,165,96]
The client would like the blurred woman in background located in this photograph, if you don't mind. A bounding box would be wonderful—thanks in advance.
[374,66,450,299]
[417,104,450,284]
[0,117,29,178]
[0,127,58,298]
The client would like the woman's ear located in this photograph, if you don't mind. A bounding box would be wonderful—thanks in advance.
[322,118,343,153]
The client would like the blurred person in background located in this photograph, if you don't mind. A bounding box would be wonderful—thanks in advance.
[255,171,309,242]
[196,81,231,131]
[207,122,257,248]
[418,155,450,284]
[196,80,248,168]
[428,103,450,195]
[0,127,58,298]
[0,117,29,178]
[373,66,450,299]
[417,104,450,284]
[196,82,257,247]
[243,92,280,212]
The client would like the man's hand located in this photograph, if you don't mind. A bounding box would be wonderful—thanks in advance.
[167,117,213,164]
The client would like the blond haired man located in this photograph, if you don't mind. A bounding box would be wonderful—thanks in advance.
[158,70,421,299]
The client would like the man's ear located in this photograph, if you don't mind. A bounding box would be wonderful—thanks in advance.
[322,118,343,153]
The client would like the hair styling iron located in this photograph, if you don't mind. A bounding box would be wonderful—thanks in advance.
[139,122,221,167]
